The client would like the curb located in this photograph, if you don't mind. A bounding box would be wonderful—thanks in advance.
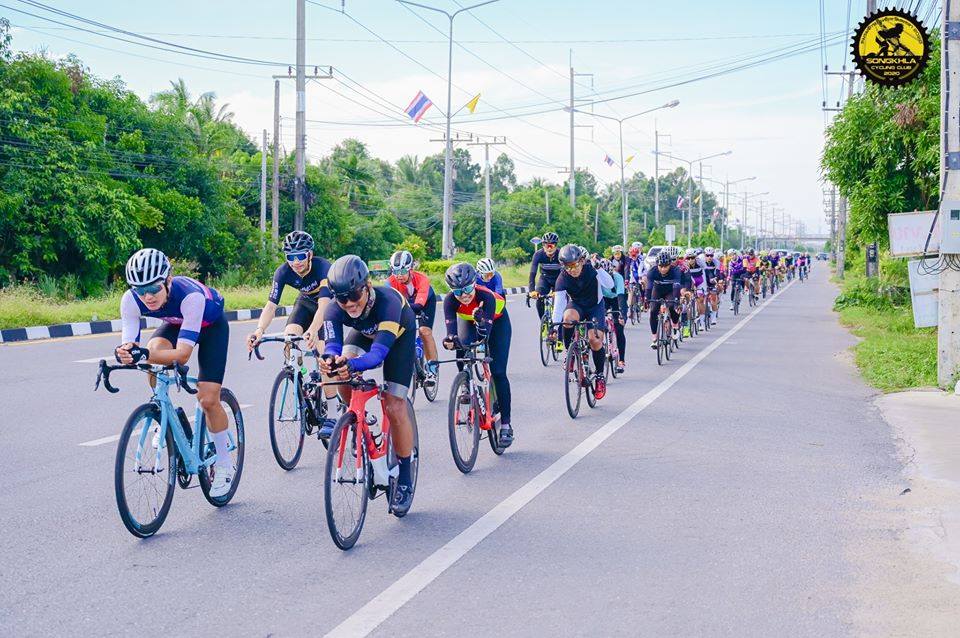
[0,286,532,344]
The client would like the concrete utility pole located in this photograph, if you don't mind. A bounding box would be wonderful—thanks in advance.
[723,176,755,251]
[545,189,550,224]
[294,0,306,230]
[698,161,704,235]
[272,80,280,244]
[939,1,960,387]
[260,129,268,246]
[429,131,474,252]
[468,136,506,259]
[569,52,575,209]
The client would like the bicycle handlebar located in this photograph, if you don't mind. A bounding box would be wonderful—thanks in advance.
[95,360,197,395]
[249,334,315,361]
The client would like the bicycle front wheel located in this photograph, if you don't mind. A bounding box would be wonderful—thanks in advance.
[564,349,582,419]
[324,412,369,550]
[448,371,480,473]
[115,403,175,538]
[198,388,246,507]
[539,317,551,367]
[269,369,305,471]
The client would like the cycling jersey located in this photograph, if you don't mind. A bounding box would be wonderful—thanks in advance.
[476,271,505,296]
[610,254,629,278]
[768,253,780,268]
[268,257,332,305]
[528,248,562,289]
[704,257,723,284]
[121,276,224,347]
[742,256,759,273]
[552,263,613,319]
[601,270,626,299]
[323,286,416,375]
[685,255,708,291]
[628,255,645,283]
[387,270,434,312]
[645,265,682,299]
[443,285,505,334]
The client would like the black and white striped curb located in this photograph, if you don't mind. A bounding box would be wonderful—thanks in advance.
[0,286,531,344]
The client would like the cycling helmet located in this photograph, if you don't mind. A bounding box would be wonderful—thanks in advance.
[445,262,476,289]
[327,255,369,296]
[389,250,414,272]
[125,248,171,286]
[631,241,643,249]
[476,257,496,275]
[695,247,704,255]
[727,248,738,257]
[282,230,314,253]
[747,248,756,257]
[598,258,611,272]
[684,248,696,258]
[558,243,582,265]
[657,251,673,266]
[541,231,559,244]
[667,245,681,259]
[628,246,640,257]
[578,245,589,259]
[611,244,623,254]
[705,247,715,256]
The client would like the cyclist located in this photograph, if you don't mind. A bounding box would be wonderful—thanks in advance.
[683,248,709,332]
[743,248,761,298]
[116,249,234,498]
[442,262,514,448]
[248,231,332,352]
[610,244,629,279]
[646,250,682,348]
[727,249,745,310]
[320,255,417,517]
[552,244,615,399]
[797,252,809,279]
[626,242,645,317]
[703,247,723,325]
[387,250,439,387]
[476,257,505,295]
[599,259,627,374]
[528,232,562,319]
[783,250,795,280]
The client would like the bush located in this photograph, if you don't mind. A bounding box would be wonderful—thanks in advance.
[498,246,527,265]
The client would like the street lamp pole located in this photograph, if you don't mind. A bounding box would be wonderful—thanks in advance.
[398,0,500,258]
[720,176,754,251]
[657,150,731,246]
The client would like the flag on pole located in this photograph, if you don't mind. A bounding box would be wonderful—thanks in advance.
[404,90,434,123]
[625,155,634,164]
[604,154,615,167]
[676,195,685,209]
[693,193,701,205]
[465,93,481,114]
[712,208,720,220]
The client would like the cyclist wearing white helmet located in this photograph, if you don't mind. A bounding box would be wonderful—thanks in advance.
[116,248,235,498]
[610,245,629,280]
[386,250,439,385]
[475,257,505,295]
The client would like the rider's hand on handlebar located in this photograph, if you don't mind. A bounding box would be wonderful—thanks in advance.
[320,354,350,380]
[115,343,148,365]
[304,330,320,352]
[442,335,460,351]
[247,329,263,352]
[528,290,540,299]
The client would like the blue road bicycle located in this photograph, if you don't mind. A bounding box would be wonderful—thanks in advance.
[408,315,439,405]
[96,360,245,538]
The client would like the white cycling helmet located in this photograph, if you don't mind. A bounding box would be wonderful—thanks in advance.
[125,248,170,286]
[727,248,738,256]
[630,241,643,249]
[476,257,496,275]
[389,250,414,272]
[684,248,697,258]
[611,244,624,253]
[705,247,715,256]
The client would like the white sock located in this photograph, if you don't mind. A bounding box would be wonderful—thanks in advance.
[213,431,232,469]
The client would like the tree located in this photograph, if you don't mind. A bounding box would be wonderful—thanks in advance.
[491,153,517,192]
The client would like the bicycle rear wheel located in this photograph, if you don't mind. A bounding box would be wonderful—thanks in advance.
[448,371,480,473]
[563,349,582,419]
[115,403,175,538]
[324,412,369,550]
[269,369,305,471]
[585,351,598,409]
[198,388,246,507]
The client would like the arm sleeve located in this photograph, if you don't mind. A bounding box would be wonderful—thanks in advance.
[268,265,286,305]
[528,252,540,289]
[177,293,205,347]
[475,289,497,333]
[347,334,395,372]
[551,289,568,325]
[442,293,458,338]
[321,304,344,357]
[120,290,142,344]
[618,289,628,317]
[645,268,655,298]
[615,273,625,296]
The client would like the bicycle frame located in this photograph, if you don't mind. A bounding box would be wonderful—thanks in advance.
[145,371,213,476]
[334,381,392,484]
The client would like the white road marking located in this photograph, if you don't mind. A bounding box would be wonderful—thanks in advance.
[324,280,796,638]
[78,404,254,447]
[74,357,107,363]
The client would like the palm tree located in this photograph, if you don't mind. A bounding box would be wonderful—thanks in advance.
[334,153,376,209]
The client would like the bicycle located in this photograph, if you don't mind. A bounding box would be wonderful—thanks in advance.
[653,299,678,366]
[408,315,439,405]
[444,339,505,474]
[95,360,245,538]
[554,320,600,419]
[604,309,621,381]
[528,292,560,367]
[732,277,743,316]
[251,334,335,470]
[748,274,759,307]
[627,282,644,325]
[322,369,420,550]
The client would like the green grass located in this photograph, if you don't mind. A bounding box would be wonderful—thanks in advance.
[0,265,530,330]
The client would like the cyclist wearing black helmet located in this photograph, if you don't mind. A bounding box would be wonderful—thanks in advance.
[552,243,615,400]
[645,250,682,349]
[248,230,333,353]
[441,262,514,448]
[528,231,562,319]
[320,255,418,516]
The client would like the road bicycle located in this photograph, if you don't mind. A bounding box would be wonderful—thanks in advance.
[408,314,439,405]
[627,282,644,325]
[528,292,561,367]
[799,264,807,282]
[554,320,600,419]
[251,334,336,470]
[748,274,760,307]
[653,299,678,366]
[603,308,622,381]
[322,369,419,550]
[95,360,245,538]
[444,338,505,474]
[732,278,743,316]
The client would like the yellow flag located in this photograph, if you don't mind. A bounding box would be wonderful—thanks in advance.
[625,155,634,164]
[693,193,702,205]
[465,93,481,114]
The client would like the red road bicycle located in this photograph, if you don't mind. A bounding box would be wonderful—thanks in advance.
[445,339,505,474]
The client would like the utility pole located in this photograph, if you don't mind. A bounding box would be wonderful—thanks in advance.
[294,0,306,230]
[654,129,661,227]
[430,132,474,253]
[594,202,599,243]
[568,51,594,209]
[260,130,268,247]
[272,80,280,245]
[697,161,704,235]
[939,0,960,387]
[722,178,729,251]
[468,136,506,259]
[545,189,550,224]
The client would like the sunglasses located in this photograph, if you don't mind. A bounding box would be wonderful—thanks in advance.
[334,287,366,304]
[286,252,309,262]
[391,267,410,276]
[544,243,557,249]
[562,261,583,271]
[132,282,163,297]
[451,283,475,297]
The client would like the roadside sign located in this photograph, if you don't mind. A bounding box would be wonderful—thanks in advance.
[888,210,939,256]
[665,224,676,243]
[908,258,939,328]
[369,259,390,273]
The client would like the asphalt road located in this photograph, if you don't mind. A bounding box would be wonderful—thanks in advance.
[0,266,905,636]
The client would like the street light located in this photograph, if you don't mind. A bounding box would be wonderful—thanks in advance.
[397,0,500,258]
[568,100,679,246]
[736,191,768,249]
[657,150,732,245]
[723,176,755,251]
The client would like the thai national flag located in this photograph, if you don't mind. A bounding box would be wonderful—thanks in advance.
[604,154,614,167]
[404,90,434,123]
[676,195,685,209]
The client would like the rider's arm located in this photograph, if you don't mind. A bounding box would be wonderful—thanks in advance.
[307,297,331,341]
[120,290,142,344]
[254,264,288,336]
[491,272,505,296]
[528,251,541,289]
[346,299,404,373]
[411,271,431,310]
[596,268,614,293]
[551,279,568,325]
[474,288,497,335]
[322,303,345,358]
[442,293,459,339]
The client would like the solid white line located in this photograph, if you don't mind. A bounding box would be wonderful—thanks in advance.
[324,279,796,638]
[74,357,107,363]
[78,404,254,447]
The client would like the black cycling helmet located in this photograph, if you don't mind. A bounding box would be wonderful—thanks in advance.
[282,230,314,253]
[445,262,476,290]
[558,243,582,265]
[747,248,756,257]
[657,251,673,266]
[541,231,559,244]
[327,255,369,296]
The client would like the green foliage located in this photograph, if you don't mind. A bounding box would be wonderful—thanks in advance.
[395,234,428,261]
[499,246,527,264]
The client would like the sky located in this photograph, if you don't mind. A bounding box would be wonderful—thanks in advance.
[2,0,942,238]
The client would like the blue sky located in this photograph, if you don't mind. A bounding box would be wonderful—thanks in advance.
[4,0,936,236]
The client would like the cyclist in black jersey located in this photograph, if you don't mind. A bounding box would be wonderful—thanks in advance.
[320,255,418,516]
[528,231,562,318]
